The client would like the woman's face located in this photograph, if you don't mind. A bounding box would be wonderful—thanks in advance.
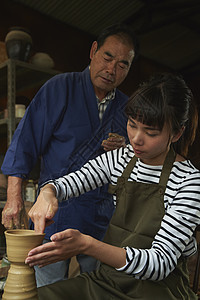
[127,117,177,165]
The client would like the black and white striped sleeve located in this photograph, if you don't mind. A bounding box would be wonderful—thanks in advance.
[47,146,133,202]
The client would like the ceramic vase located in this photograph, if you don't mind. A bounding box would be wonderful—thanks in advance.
[5,27,32,61]
[2,229,44,300]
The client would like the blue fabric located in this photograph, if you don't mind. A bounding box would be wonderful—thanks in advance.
[1,66,128,240]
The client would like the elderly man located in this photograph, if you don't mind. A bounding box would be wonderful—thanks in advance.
[1,23,138,286]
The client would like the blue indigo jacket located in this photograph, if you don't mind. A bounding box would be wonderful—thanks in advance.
[2,66,128,240]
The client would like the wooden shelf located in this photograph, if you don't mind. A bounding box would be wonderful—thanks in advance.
[0,58,61,146]
[0,59,60,99]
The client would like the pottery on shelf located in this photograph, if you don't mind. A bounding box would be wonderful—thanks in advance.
[3,229,45,300]
[5,27,33,62]
[30,52,55,69]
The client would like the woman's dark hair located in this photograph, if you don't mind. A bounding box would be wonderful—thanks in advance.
[125,73,198,157]
[96,23,139,61]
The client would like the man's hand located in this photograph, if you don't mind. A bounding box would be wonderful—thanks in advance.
[101,133,126,151]
[28,184,58,234]
[2,176,23,229]
[2,200,23,229]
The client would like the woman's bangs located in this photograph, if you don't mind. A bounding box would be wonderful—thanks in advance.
[130,94,164,129]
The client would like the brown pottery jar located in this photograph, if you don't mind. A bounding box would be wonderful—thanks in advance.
[5,27,32,61]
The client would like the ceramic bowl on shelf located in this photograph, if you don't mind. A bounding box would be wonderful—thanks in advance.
[30,52,55,69]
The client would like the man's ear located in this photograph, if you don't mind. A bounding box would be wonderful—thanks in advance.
[172,126,185,143]
[90,41,98,59]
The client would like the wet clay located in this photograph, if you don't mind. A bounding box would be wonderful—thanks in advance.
[3,229,44,300]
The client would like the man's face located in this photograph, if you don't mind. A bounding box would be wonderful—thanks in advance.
[89,35,135,100]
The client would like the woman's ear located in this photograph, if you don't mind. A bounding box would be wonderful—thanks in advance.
[90,41,98,60]
[172,126,185,143]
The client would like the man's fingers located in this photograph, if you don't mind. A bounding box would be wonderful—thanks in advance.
[2,211,21,229]
[13,215,21,229]
[2,218,13,229]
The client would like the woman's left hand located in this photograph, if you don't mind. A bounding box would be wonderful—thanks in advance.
[25,229,90,268]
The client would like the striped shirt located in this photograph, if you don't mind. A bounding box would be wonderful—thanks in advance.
[48,144,200,281]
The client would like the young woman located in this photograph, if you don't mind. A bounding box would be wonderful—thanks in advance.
[26,73,200,299]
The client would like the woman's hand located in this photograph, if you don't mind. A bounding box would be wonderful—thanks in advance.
[101,133,126,151]
[28,184,58,233]
[25,229,90,267]
[25,228,126,269]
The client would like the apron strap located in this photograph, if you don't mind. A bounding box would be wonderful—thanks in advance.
[122,155,137,179]
[159,145,176,186]
[108,154,137,194]
[108,145,176,194]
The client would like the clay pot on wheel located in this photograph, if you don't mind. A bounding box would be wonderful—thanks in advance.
[3,229,44,300]
[5,27,32,61]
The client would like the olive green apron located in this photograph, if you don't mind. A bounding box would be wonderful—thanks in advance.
[38,147,197,300]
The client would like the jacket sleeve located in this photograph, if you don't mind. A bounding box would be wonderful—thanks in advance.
[1,74,68,178]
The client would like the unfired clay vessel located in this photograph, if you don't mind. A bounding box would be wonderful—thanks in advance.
[3,229,44,300]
